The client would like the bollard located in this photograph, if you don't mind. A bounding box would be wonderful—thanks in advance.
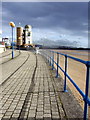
[64,55,68,92]
[56,53,59,78]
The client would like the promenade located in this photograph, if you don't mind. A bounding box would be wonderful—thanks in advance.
[0,50,83,120]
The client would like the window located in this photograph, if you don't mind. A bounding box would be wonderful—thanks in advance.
[28,32,30,36]
[28,41,30,44]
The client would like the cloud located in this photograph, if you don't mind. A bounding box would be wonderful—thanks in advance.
[2,2,88,47]
[34,38,80,47]
[2,2,88,27]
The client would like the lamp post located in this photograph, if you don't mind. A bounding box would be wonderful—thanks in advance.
[9,22,15,59]
[18,37,21,53]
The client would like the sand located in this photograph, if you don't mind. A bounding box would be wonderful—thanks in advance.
[52,49,89,109]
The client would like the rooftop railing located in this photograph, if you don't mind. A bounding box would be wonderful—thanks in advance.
[39,49,90,120]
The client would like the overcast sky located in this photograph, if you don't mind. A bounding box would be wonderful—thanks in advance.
[2,2,88,47]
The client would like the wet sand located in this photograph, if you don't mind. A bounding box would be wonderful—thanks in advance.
[53,49,89,109]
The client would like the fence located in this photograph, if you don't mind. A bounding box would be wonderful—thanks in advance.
[39,49,90,120]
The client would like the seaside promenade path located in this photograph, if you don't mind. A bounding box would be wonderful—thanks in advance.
[0,50,83,120]
[0,49,20,65]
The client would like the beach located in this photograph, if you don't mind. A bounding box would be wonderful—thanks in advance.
[53,49,89,109]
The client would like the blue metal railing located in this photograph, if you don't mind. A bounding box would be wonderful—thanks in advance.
[39,49,90,120]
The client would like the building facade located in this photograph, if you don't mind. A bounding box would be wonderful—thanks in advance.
[17,27,23,46]
[24,25,32,45]
[16,25,32,47]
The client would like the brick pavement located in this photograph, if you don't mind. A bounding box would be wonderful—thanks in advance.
[0,51,29,84]
[0,51,66,120]
[0,51,83,120]
[0,50,20,64]
[0,51,36,120]
[0,50,11,57]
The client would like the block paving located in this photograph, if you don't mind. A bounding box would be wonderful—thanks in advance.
[0,50,78,120]
[0,50,20,64]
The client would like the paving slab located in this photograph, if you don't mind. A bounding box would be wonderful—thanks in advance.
[0,50,29,84]
[0,49,11,57]
[1,51,36,120]
[0,51,83,120]
[0,49,20,64]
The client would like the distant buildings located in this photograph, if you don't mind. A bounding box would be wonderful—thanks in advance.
[17,25,32,47]
[0,33,6,52]
[2,38,11,47]
[0,25,33,49]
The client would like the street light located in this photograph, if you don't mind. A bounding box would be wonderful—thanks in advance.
[9,22,15,59]
[18,37,21,53]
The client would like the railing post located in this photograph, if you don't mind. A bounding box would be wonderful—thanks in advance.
[56,53,59,78]
[84,63,90,120]
[64,55,68,92]
[52,52,54,70]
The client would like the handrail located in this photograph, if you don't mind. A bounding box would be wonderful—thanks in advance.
[50,56,89,101]
[50,50,89,65]
[39,49,90,120]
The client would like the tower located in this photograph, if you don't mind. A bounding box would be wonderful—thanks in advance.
[17,27,23,46]
[16,25,33,47]
[24,25,32,45]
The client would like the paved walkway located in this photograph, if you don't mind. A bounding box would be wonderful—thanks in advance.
[0,50,28,84]
[0,50,20,64]
[0,50,83,120]
[0,49,11,57]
